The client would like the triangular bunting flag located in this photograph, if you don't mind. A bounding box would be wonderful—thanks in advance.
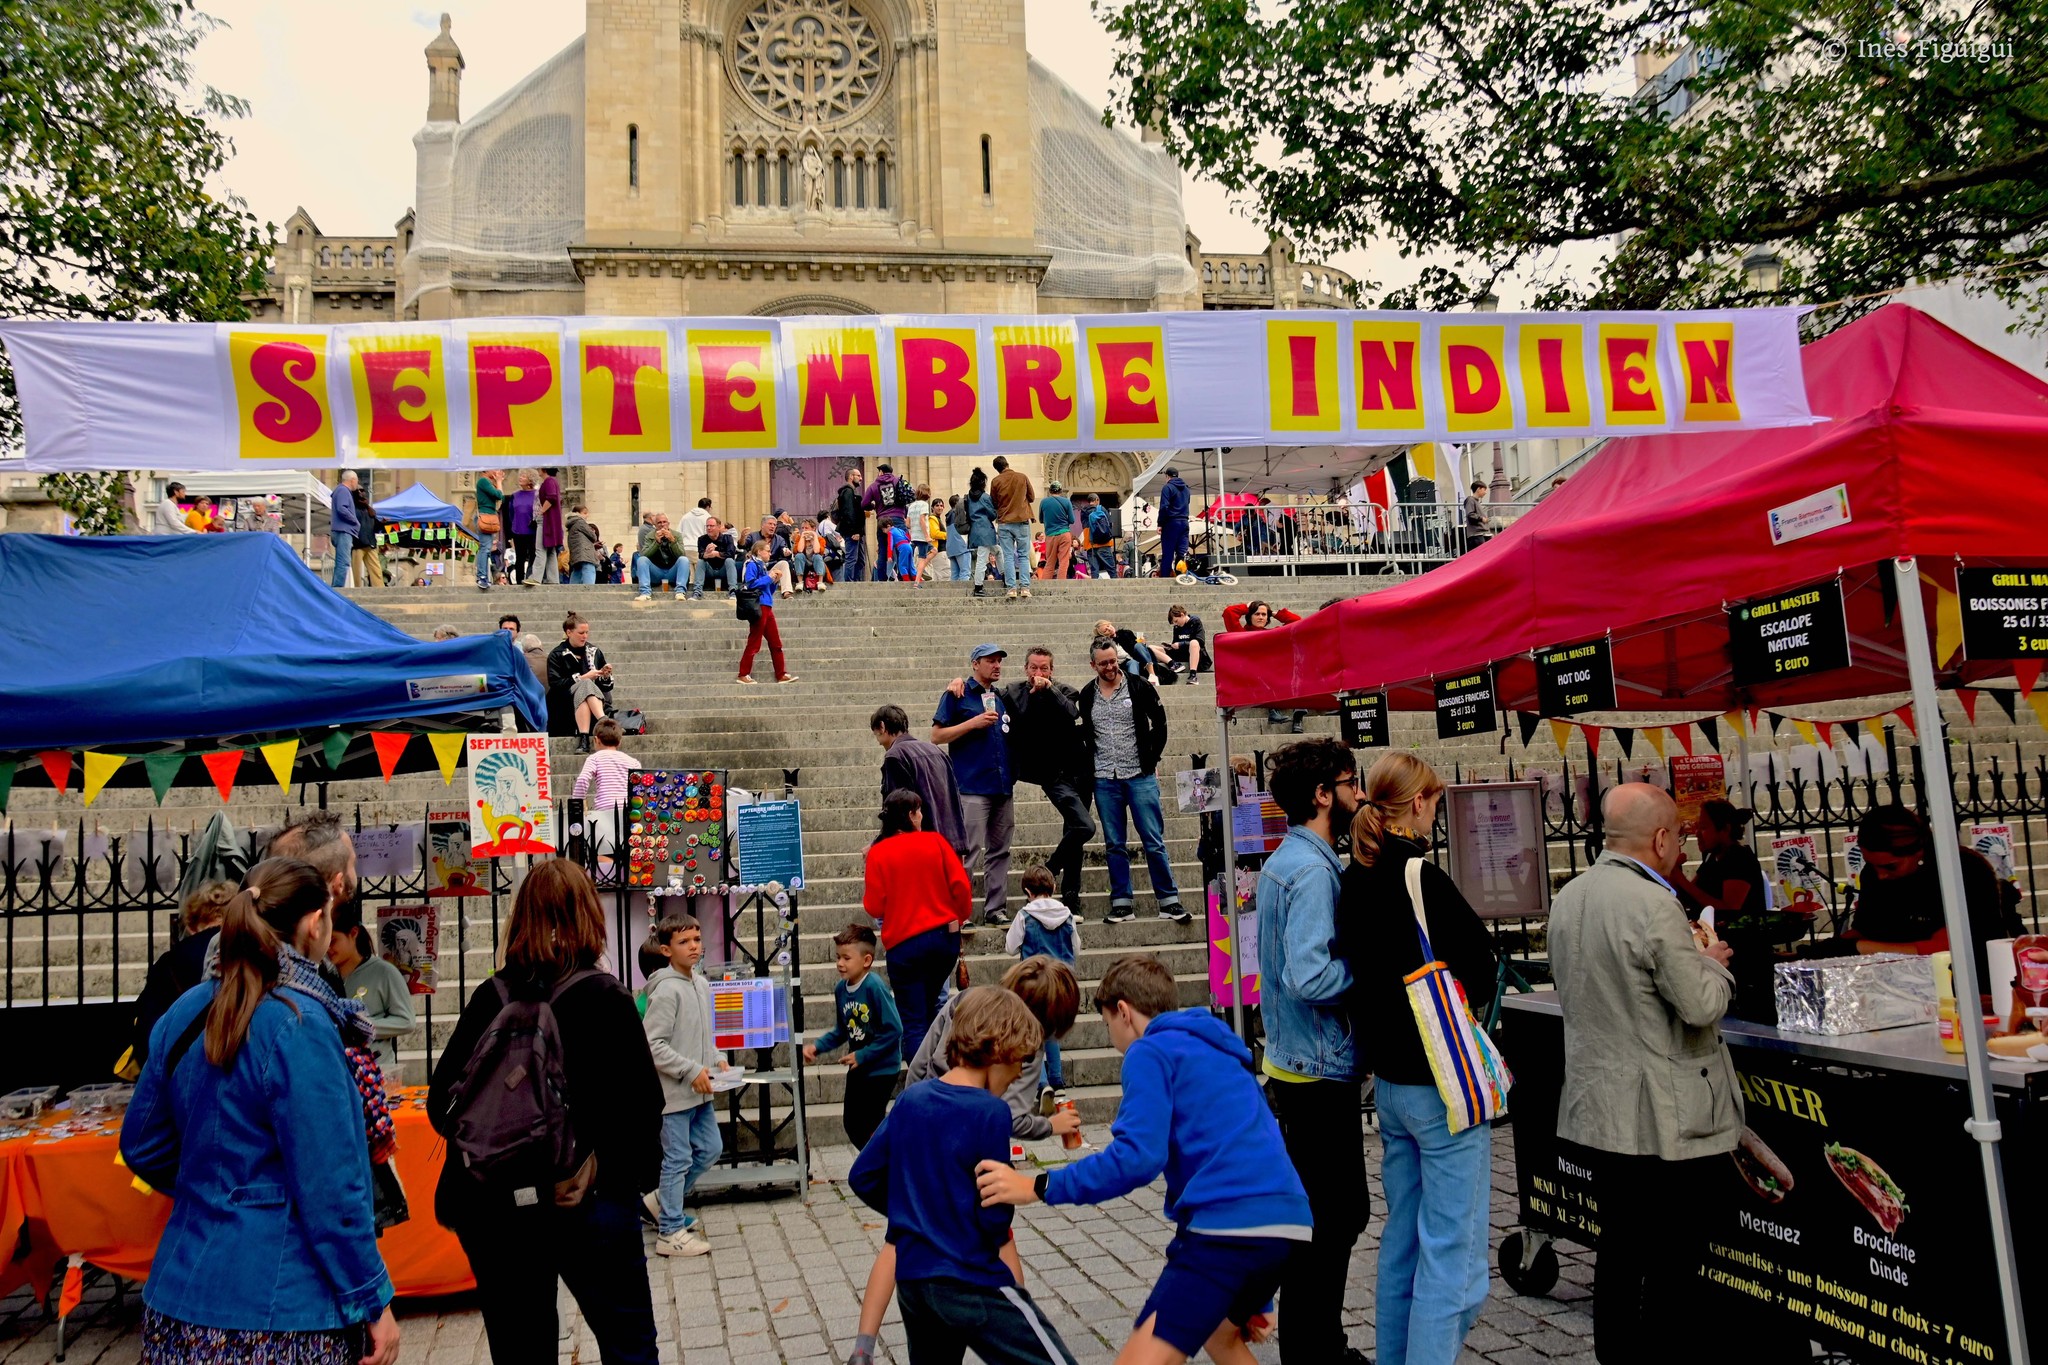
[1815,721,1835,749]
[1933,582,1963,667]
[1862,716,1888,745]
[1894,705,1917,737]
[428,732,465,785]
[1548,719,1573,755]
[1516,711,1541,747]
[1791,719,1820,747]
[1645,727,1667,759]
[142,752,185,804]
[370,731,412,782]
[1579,724,1603,756]
[1761,712,1783,739]
[1748,706,1764,734]
[1988,689,2019,725]
[81,751,124,807]
[1699,717,1720,751]
[260,739,299,794]
[1614,728,1635,758]
[2029,692,2048,735]
[37,750,73,794]
[201,750,244,802]
[2015,660,2042,699]
[1673,724,1695,757]
[0,761,14,814]
[322,730,354,771]
[1723,709,1747,739]
[1958,691,1980,726]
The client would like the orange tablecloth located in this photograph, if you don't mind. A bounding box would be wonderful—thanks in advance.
[0,1087,473,1302]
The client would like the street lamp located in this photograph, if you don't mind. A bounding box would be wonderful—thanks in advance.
[1742,249,1782,294]
[1471,292,1508,499]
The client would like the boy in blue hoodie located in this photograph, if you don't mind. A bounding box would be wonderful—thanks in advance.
[976,954,1311,1365]
[803,923,904,1149]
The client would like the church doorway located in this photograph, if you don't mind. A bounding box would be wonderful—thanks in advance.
[771,455,865,525]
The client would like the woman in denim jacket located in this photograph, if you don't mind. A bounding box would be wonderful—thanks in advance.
[122,858,399,1365]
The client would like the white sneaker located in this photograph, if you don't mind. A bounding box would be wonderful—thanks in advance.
[655,1229,710,1257]
[641,1191,662,1225]
[1019,588,1032,599]
[1006,589,1019,600]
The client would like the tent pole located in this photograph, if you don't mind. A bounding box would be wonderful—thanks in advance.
[1892,555,2030,1364]
[1217,708,1245,1041]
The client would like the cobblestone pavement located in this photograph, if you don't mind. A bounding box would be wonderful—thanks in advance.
[0,1120,1638,1365]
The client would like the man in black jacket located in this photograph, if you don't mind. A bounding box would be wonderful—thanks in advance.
[1079,637,1187,923]
[833,467,868,581]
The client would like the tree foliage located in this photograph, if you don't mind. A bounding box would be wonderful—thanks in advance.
[2,0,271,524]
[1095,0,2048,323]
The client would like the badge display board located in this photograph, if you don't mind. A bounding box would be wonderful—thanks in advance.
[734,799,805,890]
[1436,670,1499,739]
[1958,566,2048,659]
[626,768,732,895]
[1534,638,1616,715]
[1339,691,1390,749]
[1727,579,1851,686]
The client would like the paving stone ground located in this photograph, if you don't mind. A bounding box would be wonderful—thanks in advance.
[0,1122,1629,1365]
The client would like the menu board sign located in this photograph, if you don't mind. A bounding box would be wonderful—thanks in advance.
[1338,691,1389,750]
[1534,638,1615,715]
[1728,579,1851,687]
[1958,565,2048,659]
[1435,670,1498,740]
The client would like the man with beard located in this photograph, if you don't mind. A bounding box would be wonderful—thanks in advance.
[1256,738,1370,1364]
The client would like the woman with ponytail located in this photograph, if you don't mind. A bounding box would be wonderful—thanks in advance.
[121,858,401,1365]
[1337,753,1497,1365]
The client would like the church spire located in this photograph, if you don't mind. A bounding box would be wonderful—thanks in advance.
[425,13,464,123]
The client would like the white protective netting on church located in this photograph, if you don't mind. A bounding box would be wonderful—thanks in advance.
[405,37,587,314]
[1029,60,1198,303]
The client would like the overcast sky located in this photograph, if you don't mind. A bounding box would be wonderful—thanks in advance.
[187,0,1426,298]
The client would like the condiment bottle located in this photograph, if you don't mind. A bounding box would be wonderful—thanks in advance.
[1932,951,1963,1054]
[1058,1097,1082,1150]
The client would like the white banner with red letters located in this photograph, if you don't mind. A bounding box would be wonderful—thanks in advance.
[0,306,1815,471]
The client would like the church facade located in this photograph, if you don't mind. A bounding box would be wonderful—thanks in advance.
[250,1,1357,528]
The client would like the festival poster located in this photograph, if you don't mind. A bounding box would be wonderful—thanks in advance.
[1175,768,1222,813]
[1669,754,1728,835]
[1965,822,2017,883]
[1768,834,1832,914]
[377,905,438,995]
[1207,871,1261,1009]
[425,811,488,896]
[466,734,555,856]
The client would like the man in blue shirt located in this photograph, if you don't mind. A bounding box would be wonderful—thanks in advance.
[1255,738,1370,1365]
[1156,467,1191,577]
[932,644,1016,925]
[1039,481,1075,583]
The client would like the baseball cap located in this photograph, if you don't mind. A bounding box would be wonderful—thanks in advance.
[970,643,1007,662]
[1047,480,1064,492]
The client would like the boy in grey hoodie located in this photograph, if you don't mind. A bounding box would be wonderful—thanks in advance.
[641,913,728,1257]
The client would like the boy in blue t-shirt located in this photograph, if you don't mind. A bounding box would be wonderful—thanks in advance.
[848,987,1077,1365]
[976,955,1311,1365]
[803,924,903,1149]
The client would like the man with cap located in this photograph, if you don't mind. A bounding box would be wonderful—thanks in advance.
[1156,466,1192,577]
[1039,480,1075,583]
[931,644,1017,925]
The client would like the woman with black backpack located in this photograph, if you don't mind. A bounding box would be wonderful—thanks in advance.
[963,468,998,598]
[428,860,664,1365]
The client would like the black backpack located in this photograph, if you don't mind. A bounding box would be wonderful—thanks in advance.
[952,497,972,534]
[440,969,597,1207]
[877,478,908,512]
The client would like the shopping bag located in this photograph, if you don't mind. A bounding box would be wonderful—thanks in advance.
[1401,857,1511,1134]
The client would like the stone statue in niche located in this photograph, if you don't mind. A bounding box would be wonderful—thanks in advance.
[801,146,827,212]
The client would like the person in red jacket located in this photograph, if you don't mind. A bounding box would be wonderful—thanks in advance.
[862,789,974,1064]
[1223,600,1309,732]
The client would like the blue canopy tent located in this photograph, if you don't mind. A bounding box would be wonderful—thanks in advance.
[0,534,543,791]
[373,481,477,540]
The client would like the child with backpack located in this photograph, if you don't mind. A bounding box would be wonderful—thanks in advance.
[1005,868,1077,1091]
[849,988,1080,1365]
[640,913,727,1258]
[976,955,1310,1365]
[802,923,903,1149]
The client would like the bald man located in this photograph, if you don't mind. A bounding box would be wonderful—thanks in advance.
[1551,783,1740,1364]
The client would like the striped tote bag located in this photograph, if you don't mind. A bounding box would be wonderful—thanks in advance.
[1401,857,1512,1134]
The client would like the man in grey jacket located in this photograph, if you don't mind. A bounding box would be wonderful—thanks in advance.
[1551,783,1739,1364]
[641,913,727,1258]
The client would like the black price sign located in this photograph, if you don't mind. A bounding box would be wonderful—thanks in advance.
[1434,670,1498,739]
[1339,692,1389,750]
[1958,566,2048,659]
[1534,638,1615,716]
[1727,579,1851,687]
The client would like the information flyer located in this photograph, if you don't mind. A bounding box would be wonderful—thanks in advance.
[1669,754,1728,835]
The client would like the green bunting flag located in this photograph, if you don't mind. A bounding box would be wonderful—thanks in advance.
[322,731,354,771]
[142,752,185,804]
[0,760,13,814]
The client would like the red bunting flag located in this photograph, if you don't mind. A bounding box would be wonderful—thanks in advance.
[2015,659,2042,699]
[201,750,244,801]
[1815,720,1835,748]
[371,731,412,782]
[1958,690,1980,726]
[1579,724,1602,756]
[36,750,72,794]
[1672,724,1695,757]
[1894,705,1917,737]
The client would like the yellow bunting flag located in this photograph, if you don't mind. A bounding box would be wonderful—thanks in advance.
[2029,692,2048,734]
[1409,443,1437,482]
[428,732,466,784]
[260,739,299,794]
[81,751,124,807]
[1791,719,1820,747]
[1922,572,1964,666]
[1548,719,1573,754]
[1722,709,1747,739]
[1862,716,1887,745]
[1645,727,1668,759]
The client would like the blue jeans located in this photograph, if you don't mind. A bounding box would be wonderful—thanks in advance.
[1374,1078,1492,1365]
[1088,546,1117,578]
[635,558,682,594]
[794,552,826,582]
[948,549,969,580]
[1159,519,1188,575]
[476,527,502,586]
[692,557,738,593]
[1043,1037,1065,1089]
[329,538,351,588]
[887,923,960,1066]
[997,522,1030,588]
[1092,774,1179,909]
[569,562,598,584]
[657,1104,723,1236]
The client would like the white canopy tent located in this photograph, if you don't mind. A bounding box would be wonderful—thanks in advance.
[146,470,336,559]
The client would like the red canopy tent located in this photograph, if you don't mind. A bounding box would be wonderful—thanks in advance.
[1216,304,2048,713]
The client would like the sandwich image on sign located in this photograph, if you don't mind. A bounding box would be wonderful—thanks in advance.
[1825,1142,1907,1233]
[1730,1127,1793,1204]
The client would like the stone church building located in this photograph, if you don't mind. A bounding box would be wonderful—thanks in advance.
[249,1,1355,532]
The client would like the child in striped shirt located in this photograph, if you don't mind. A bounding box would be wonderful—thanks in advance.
[570,717,641,812]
